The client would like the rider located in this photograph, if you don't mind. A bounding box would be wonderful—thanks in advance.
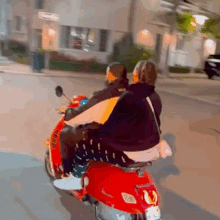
[58,62,129,175]
[54,60,163,190]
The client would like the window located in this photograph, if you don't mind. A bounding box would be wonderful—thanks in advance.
[35,29,42,48]
[70,27,83,49]
[7,20,12,35]
[99,29,109,52]
[66,26,71,48]
[60,26,69,48]
[14,16,22,31]
[84,28,97,51]
[176,34,185,50]
[35,0,44,9]
[60,26,101,52]
[87,28,96,45]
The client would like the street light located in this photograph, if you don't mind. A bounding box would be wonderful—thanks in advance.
[48,29,55,36]
[206,39,215,48]
[142,29,149,35]
[193,15,208,26]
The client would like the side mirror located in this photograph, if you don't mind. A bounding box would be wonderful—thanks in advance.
[55,86,63,97]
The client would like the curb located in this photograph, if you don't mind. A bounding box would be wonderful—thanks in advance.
[1,69,219,106]
[0,70,105,78]
[157,88,220,107]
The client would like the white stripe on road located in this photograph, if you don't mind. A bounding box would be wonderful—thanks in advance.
[157,88,220,107]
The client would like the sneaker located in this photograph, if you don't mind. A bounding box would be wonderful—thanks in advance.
[53,174,82,190]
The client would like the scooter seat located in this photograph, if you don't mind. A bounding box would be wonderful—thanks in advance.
[118,161,152,173]
[128,161,152,169]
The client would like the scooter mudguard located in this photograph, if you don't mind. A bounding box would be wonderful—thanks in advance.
[83,161,160,214]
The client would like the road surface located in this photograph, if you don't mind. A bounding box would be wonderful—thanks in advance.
[0,72,219,220]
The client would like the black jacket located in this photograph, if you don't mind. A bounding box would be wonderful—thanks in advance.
[98,83,162,152]
[64,79,128,127]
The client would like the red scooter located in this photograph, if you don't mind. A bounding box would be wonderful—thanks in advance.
[44,86,162,220]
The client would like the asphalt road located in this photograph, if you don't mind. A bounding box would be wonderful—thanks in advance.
[0,72,220,220]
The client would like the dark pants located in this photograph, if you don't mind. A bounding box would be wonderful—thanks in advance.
[72,139,134,178]
[60,125,79,174]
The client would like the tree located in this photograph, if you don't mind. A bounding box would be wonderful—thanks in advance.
[174,11,197,50]
[201,18,220,39]
[177,11,196,34]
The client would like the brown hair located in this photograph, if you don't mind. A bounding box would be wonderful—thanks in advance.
[140,60,157,85]
[132,60,146,76]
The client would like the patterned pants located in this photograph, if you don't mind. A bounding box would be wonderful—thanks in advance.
[72,139,134,178]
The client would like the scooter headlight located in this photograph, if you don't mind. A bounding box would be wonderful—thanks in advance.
[121,193,137,204]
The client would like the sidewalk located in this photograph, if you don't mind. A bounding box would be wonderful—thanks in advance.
[0,60,86,77]
[1,59,220,106]
[0,58,208,78]
[160,72,207,79]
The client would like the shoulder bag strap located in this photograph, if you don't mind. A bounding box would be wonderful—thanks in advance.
[146,96,161,136]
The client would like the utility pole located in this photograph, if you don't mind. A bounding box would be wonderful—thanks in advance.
[44,0,55,70]
[27,0,33,66]
[128,0,136,42]
[0,0,4,59]
[163,0,181,77]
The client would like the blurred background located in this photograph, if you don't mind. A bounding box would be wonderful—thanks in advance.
[1,0,220,74]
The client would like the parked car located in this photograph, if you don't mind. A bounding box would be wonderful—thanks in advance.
[204,54,220,79]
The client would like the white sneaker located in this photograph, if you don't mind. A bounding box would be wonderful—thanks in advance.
[53,174,82,190]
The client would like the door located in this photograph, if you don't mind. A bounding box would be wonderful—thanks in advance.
[155,33,162,64]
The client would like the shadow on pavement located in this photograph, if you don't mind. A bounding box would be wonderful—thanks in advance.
[1,146,219,220]
[51,133,220,220]
[0,151,72,220]
[148,133,220,220]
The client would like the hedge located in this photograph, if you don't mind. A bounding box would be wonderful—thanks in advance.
[50,60,108,73]
[169,66,190,73]
[194,68,204,73]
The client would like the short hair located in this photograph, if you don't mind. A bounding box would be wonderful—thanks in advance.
[107,62,127,80]
[140,60,157,85]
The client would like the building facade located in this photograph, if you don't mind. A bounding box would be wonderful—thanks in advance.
[6,0,220,67]
[133,0,219,69]
[0,0,12,49]
[9,0,131,63]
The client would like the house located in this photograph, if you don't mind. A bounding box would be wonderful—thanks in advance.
[0,0,12,51]
[7,0,220,68]
[9,0,132,63]
[133,0,218,70]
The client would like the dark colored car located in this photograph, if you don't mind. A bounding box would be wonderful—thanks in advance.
[204,54,220,79]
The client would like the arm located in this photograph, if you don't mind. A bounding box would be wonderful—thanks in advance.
[64,91,101,121]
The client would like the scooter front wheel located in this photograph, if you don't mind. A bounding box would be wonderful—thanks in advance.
[95,202,146,220]
[44,149,55,179]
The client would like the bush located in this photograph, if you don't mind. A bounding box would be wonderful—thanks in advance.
[194,68,204,73]
[14,55,29,65]
[50,60,107,73]
[8,40,28,54]
[169,66,190,73]
[109,41,154,72]
[51,52,99,64]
